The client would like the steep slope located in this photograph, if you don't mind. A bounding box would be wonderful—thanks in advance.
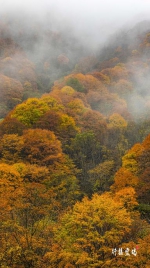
[0,19,150,268]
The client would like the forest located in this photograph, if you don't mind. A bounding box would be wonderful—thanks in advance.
[0,9,150,268]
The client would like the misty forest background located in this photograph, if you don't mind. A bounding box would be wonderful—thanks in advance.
[0,12,150,268]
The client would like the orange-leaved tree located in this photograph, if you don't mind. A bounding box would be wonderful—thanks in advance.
[0,162,57,268]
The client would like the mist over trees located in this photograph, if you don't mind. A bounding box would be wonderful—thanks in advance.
[0,1,150,267]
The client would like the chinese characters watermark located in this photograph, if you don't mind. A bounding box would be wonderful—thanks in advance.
[112,247,138,256]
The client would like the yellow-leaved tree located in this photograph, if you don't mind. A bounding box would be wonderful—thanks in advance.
[44,193,132,267]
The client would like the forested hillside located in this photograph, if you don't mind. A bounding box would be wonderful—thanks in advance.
[0,14,150,268]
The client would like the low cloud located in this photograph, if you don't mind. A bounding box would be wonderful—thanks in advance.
[1,0,150,49]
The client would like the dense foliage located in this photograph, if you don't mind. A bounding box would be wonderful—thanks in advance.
[0,18,150,267]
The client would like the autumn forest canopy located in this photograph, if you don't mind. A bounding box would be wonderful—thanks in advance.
[0,10,150,268]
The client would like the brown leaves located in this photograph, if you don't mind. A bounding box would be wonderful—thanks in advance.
[22,129,63,165]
